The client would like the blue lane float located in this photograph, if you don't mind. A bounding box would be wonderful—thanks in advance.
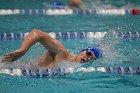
[116,31,140,39]
[22,68,65,78]
[0,32,28,40]
[0,67,140,78]
[105,67,140,74]
[0,9,139,15]
[0,31,140,40]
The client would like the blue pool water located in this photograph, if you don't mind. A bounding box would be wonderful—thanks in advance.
[0,0,140,93]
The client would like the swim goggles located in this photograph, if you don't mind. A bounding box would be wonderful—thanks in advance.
[81,50,96,63]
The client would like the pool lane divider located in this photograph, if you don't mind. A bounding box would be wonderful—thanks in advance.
[0,66,140,78]
[0,31,140,40]
[0,9,139,15]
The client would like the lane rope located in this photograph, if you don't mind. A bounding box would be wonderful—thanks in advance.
[0,31,140,40]
[0,66,139,78]
[0,9,138,15]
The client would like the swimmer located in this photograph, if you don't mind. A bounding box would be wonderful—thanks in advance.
[68,0,85,10]
[1,29,102,68]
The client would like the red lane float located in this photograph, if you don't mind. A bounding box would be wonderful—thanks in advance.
[132,9,139,15]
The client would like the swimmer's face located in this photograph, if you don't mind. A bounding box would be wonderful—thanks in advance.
[76,50,96,63]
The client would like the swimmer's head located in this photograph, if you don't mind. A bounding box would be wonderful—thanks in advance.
[80,47,102,59]
[76,47,102,63]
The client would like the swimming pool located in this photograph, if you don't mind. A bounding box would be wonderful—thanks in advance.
[0,0,140,93]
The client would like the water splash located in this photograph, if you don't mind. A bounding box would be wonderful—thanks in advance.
[97,30,124,66]
[83,0,140,9]
[57,61,82,70]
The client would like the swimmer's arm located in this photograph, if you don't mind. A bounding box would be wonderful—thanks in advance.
[2,29,67,62]
[20,29,66,54]
[2,29,45,62]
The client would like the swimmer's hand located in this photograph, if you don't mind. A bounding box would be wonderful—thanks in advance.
[1,49,25,62]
